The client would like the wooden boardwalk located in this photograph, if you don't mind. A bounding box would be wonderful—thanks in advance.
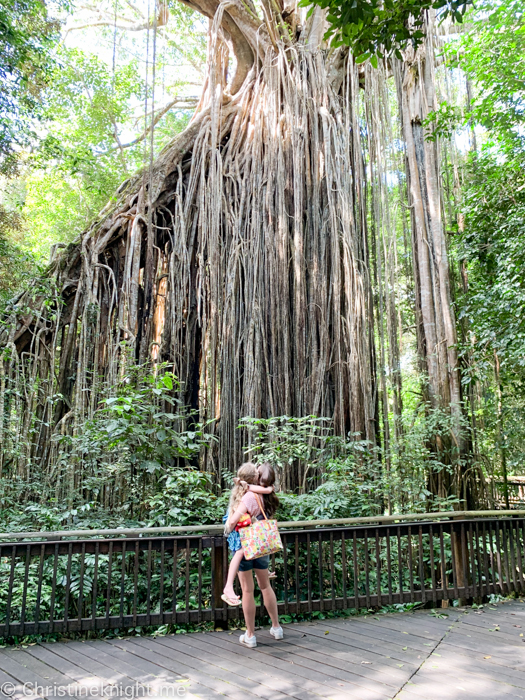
[2,600,525,700]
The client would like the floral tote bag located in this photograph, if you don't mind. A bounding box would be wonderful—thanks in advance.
[239,493,283,560]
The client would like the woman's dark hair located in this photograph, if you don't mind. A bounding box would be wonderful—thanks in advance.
[258,462,280,518]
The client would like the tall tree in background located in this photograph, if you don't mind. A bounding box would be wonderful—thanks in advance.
[394,15,472,505]
[310,0,478,505]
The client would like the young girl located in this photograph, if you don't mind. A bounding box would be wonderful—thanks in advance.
[221,462,275,606]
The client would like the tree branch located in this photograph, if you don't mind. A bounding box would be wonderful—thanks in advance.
[63,0,170,37]
[96,96,199,157]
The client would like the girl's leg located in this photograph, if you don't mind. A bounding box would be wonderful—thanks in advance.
[223,549,245,599]
[238,570,256,638]
[254,568,279,629]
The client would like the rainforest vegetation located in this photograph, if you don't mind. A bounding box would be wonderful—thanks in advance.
[1,0,524,534]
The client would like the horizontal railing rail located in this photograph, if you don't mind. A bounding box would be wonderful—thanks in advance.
[1,512,524,639]
[1,509,525,541]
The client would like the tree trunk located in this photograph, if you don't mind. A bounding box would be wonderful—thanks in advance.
[394,12,480,507]
[1,2,378,495]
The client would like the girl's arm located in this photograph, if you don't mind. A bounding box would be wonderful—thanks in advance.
[226,502,248,531]
[247,484,274,494]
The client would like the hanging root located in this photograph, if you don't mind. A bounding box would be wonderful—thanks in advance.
[0,41,379,500]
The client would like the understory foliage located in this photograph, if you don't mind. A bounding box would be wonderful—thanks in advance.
[0,369,468,533]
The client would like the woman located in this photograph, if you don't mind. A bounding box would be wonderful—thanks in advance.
[225,462,283,648]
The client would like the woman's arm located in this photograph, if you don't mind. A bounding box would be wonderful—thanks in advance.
[226,501,248,532]
[247,484,274,494]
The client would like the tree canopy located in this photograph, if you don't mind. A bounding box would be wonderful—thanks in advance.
[304,0,472,59]
[0,0,62,173]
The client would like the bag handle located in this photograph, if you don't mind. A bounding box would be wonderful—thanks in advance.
[253,493,268,521]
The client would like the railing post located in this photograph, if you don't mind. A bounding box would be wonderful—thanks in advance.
[212,536,228,630]
[452,518,470,606]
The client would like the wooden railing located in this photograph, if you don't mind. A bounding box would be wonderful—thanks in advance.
[1,511,525,639]
[490,477,525,506]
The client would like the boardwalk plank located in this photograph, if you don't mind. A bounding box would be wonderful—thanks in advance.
[217,636,394,698]
[450,625,525,654]
[23,644,102,684]
[159,631,327,700]
[0,650,66,700]
[256,640,403,691]
[0,662,43,700]
[460,615,525,643]
[290,621,425,662]
[3,644,154,700]
[447,635,524,661]
[425,649,525,689]
[302,619,434,655]
[439,639,525,671]
[133,634,297,700]
[400,683,516,700]
[147,632,388,699]
[100,637,244,700]
[321,617,443,647]
[260,629,412,687]
[2,600,525,700]
[458,625,525,646]
[405,668,525,700]
[456,612,524,632]
[191,631,356,700]
[195,631,392,700]
[1,648,76,686]
[395,689,434,700]
[356,616,452,641]
[276,627,415,681]
[82,639,185,685]
[38,642,132,684]
[133,634,296,700]
[108,635,277,700]
[83,638,206,699]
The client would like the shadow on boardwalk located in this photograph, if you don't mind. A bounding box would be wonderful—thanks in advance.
[1,599,525,699]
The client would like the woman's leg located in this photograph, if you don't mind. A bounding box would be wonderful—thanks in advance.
[254,568,279,629]
[238,570,256,638]
[223,549,244,599]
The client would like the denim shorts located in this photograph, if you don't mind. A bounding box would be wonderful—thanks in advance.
[238,554,270,572]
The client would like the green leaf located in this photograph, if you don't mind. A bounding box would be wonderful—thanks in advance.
[141,460,161,473]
